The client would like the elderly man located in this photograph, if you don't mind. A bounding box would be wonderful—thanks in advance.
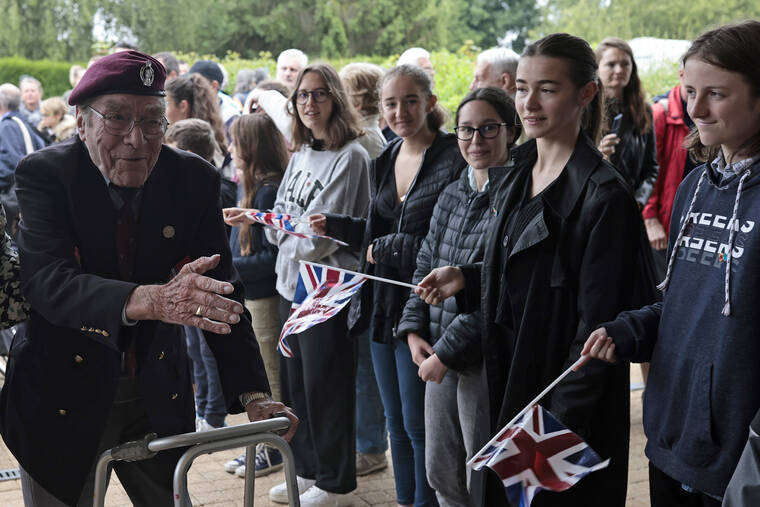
[275,49,307,91]
[0,83,45,236]
[19,75,43,126]
[0,50,297,507]
[470,47,520,95]
[398,47,435,86]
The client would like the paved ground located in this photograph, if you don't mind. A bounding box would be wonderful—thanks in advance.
[0,367,650,506]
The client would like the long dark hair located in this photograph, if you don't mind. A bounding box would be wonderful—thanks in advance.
[289,63,363,151]
[683,20,760,163]
[456,87,521,150]
[596,37,652,134]
[165,73,228,156]
[522,33,604,143]
[231,114,288,256]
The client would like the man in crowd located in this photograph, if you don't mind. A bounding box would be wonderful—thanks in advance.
[275,48,307,91]
[470,46,520,96]
[0,50,297,506]
[19,75,43,127]
[153,52,181,81]
[398,47,435,86]
[0,83,45,236]
[189,59,241,127]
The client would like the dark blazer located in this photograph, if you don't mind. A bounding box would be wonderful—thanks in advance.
[460,134,657,507]
[0,137,270,505]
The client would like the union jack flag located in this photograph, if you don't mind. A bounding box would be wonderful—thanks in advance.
[470,404,609,506]
[245,211,348,246]
[278,262,367,358]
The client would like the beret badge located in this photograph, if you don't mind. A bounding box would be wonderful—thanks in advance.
[140,61,155,87]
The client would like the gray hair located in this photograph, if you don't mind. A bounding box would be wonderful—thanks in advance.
[477,47,520,80]
[19,75,42,95]
[277,49,308,68]
[234,69,258,95]
[397,47,431,66]
[0,83,21,112]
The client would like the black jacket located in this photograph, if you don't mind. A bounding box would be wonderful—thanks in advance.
[459,134,657,507]
[229,183,279,300]
[396,168,492,372]
[0,137,270,505]
[326,131,463,342]
[609,109,659,206]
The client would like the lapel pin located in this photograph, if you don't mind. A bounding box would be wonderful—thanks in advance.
[163,225,175,239]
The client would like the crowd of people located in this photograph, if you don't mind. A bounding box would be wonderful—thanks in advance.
[0,18,759,507]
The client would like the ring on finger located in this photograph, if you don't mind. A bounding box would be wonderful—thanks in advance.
[195,306,203,317]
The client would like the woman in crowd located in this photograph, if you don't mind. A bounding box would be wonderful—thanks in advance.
[582,20,760,507]
[226,63,370,507]
[165,73,229,168]
[311,64,461,507]
[397,86,519,507]
[222,113,288,478]
[596,37,659,208]
[338,61,390,477]
[37,97,75,144]
[416,33,655,506]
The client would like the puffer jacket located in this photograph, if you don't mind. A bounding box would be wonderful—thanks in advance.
[608,107,659,207]
[325,131,463,343]
[396,168,493,372]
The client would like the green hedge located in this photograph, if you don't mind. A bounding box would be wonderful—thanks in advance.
[0,58,79,98]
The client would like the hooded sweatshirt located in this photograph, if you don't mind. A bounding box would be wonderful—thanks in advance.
[605,155,760,497]
[265,140,370,301]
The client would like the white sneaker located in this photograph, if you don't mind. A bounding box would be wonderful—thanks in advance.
[196,418,215,432]
[224,452,246,473]
[269,476,315,504]
[299,485,354,507]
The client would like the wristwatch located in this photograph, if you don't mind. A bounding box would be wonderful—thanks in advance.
[239,391,269,407]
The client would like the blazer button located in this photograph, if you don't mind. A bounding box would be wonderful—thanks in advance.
[158,351,165,360]
[502,235,509,247]
[171,393,178,400]
[58,409,67,416]
[74,354,84,363]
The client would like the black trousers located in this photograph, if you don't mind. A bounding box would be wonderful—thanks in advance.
[649,462,722,507]
[21,378,186,507]
[279,296,358,493]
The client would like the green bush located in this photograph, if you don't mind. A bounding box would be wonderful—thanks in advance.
[0,58,78,98]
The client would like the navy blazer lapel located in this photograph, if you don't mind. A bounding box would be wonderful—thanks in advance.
[69,142,120,278]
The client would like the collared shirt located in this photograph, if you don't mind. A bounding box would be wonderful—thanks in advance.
[711,153,760,181]
[467,165,489,193]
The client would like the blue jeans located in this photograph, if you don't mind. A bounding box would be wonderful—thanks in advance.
[372,339,437,506]
[184,326,226,428]
[356,330,387,454]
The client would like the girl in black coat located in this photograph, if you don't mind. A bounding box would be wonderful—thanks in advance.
[310,65,462,507]
[416,34,655,507]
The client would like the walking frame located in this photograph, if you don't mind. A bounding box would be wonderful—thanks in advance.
[92,416,300,507]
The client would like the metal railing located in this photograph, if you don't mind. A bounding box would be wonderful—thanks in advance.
[93,416,300,507]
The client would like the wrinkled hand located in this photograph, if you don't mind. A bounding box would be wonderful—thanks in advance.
[245,398,299,442]
[308,214,327,236]
[645,218,668,250]
[575,327,617,370]
[419,353,448,383]
[414,266,464,305]
[366,243,376,264]
[223,207,259,227]
[125,255,243,334]
[407,332,433,366]
[598,134,620,158]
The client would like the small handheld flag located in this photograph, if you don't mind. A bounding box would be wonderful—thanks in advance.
[246,211,348,246]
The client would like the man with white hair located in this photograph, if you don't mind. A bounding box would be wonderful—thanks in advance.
[398,47,435,86]
[470,47,520,95]
[276,49,308,91]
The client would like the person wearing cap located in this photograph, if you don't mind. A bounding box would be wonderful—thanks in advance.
[188,59,242,129]
[0,50,297,507]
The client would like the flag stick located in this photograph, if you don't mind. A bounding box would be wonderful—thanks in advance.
[300,260,419,290]
[467,355,587,468]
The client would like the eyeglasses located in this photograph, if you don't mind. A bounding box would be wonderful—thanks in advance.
[86,105,168,139]
[454,123,509,141]
[296,88,331,105]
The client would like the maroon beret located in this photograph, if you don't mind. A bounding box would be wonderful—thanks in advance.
[68,50,167,106]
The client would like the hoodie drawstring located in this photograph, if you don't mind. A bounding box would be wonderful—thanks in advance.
[721,169,752,316]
